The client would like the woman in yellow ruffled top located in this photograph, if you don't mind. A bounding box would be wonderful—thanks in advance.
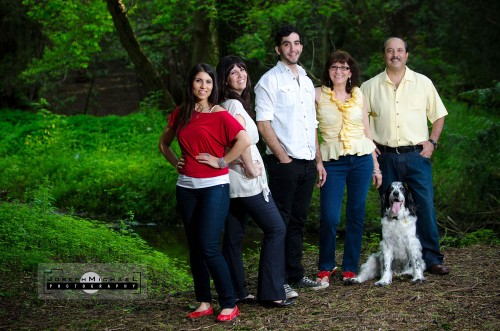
[315,50,382,285]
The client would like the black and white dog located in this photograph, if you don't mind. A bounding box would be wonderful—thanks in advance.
[350,182,426,286]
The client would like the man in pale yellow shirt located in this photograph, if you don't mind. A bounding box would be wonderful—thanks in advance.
[361,37,450,276]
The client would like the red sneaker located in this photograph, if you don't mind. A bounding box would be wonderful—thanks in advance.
[342,271,356,282]
[316,267,338,284]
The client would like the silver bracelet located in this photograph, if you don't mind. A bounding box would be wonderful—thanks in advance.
[217,157,228,169]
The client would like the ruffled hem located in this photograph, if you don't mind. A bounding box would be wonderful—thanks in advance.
[320,138,375,160]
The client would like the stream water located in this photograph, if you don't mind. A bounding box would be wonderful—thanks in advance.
[132,223,268,264]
[132,223,320,265]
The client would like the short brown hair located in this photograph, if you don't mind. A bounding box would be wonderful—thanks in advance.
[321,50,360,93]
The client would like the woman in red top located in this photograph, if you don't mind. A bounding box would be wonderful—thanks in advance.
[159,63,253,322]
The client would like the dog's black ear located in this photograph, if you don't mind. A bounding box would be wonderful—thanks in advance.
[381,193,388,217]
[406,190,417,216]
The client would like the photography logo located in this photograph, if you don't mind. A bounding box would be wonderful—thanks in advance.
[38,263,147,299]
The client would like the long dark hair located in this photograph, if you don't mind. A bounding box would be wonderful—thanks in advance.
[321,50,360,94]
[216,55,254,118]
[175,63,219,131]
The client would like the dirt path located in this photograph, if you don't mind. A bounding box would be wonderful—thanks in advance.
[1,245,498,330]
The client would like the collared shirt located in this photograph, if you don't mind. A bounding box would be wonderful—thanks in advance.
[255,61,317,160]
[361,66,448,147]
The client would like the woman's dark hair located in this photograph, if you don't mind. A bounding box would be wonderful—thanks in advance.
[175,63,219,131]
[216,55,254,118]
[321,50,360,94]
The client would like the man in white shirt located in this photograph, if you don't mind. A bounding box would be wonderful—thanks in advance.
[255,25,327,298]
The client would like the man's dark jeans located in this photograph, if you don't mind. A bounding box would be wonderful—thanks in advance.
[265,155,316,284]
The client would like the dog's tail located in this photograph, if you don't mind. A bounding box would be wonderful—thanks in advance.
[352,253,380,283]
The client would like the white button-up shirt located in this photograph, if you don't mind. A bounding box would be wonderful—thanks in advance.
[255,61,317,160]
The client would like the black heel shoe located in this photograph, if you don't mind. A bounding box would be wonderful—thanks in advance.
[259,299,294,308]
[236,295,258,304]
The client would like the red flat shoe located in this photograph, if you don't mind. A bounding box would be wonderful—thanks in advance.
[186,306,213,319]
[216,306,239,322]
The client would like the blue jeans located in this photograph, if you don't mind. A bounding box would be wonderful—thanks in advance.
[222,193,286,301]
[318,154,373,273]
[265,155,317,284]
[377,151,444,266]
[176,184,235,309]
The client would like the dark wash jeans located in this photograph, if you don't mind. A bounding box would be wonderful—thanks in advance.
[222,192,286,301]
[318,154,373,273]
[265,155,317,284]
[176,184,235,309]
[377,150,444,267]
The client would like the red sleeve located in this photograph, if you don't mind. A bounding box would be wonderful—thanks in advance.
[217,111,245,146]
[167,107,181,129]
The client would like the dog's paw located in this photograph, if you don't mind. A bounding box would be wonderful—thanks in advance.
[347,277,361,284]
[411,277,426,284]
[374,280,391,287]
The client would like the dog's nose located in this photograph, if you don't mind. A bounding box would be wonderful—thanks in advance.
[393,191,399,197]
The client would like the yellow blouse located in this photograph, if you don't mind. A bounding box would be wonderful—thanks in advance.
[316,86,375,160]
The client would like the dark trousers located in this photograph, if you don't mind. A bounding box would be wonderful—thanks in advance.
[176,184,235,309]
[222,193,286,301]
[265,155,317,284]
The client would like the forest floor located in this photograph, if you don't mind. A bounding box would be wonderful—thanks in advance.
[1,244,498,331]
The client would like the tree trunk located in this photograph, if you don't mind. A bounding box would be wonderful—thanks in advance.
[105,0,175,109]
[190,7,212,65]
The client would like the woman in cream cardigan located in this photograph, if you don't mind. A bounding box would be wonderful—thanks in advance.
[315,50,382,284]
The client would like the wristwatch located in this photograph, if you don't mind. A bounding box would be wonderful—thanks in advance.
[428,139,438,149]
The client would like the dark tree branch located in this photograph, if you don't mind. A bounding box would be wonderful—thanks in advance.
[105,0,175,109]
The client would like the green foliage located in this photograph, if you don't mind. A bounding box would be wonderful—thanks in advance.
[362,232,382,254]
[21,0,115,82]
[441,229,499,248]
[459,229,499,246]
[0,200,190,294]
[3,0,499,110]
[0,108,179,222]
[29,177,56,213]
[457,82,500,111]
[433,99,499,232]
[409,46,462,97]
[230,0,349,70]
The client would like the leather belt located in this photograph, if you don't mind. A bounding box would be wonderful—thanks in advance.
[377,144,423,154]
[268,154,314,163]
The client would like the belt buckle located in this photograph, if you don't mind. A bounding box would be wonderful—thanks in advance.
[395,147,400,154]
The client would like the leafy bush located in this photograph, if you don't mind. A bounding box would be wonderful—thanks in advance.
[433,99,499,233]
[0,106,179,222]
[441,229,499,248]
[457,82,500,111]
[0,197,191,295]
